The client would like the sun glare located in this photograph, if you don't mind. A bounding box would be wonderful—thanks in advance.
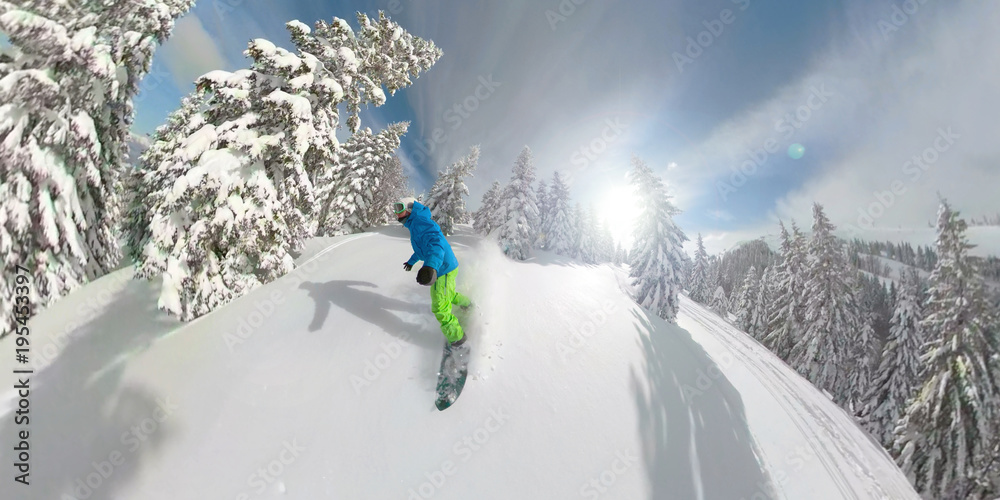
[598,185,641,247]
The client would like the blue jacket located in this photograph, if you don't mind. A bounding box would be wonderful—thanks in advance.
[403,202,458,275]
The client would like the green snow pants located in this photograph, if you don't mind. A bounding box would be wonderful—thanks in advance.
[430,270,471,343]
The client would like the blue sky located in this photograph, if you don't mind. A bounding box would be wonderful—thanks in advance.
[134,0,1000,252]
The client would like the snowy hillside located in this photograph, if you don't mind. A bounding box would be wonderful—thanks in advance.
[838,226,1000,258]
[737,226,1000,258]
[0,226,917,499]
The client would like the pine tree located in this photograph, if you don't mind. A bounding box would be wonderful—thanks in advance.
[849,278,882,409]
[473,181,503,236]
[735,266,759,333]
[535,179,550,249]
[764,221,807,360]
[597,219,615,263]
[578,206,600,264]
[496,146,539,260]
[542,171,574,255]
[895,201,1000,499]
[318,122,409,235]
[710,286,730,319]
[362,154,408,227]
[124,95,204,265]
[688,234,711,303]
[850,304,879,410]
[128,14,440,320]
[790,204,865,406]
[613,241,625,266]
[0,0,193,335]
[570,202,584,258]
[860,268,924,449]
[751,265,774,341]
[424,145,478,236]
[627,156,688,322]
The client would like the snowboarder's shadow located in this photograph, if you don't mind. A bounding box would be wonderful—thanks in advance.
[299,280,439,350]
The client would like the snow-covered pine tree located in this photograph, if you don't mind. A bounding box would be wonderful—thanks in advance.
[789,204,865,406]
[98,0,197,206]
[578,206,600,264]
[688,233,711,303]
[0,0,193,335]
[542,171,574,256]
[317,122,409,234]
[276,12,439,233]
[568,202,583,258]
[597,219,615,263]
[711,286,730,319]
[849,278,881,410]
[763,221,807,360]
[860,268,924,449]
[124,96,204,265]
[129,14,440,320]
[423,145,479,236]
[473,181,503,236]
[535,179,550,249]
[681,256,693,286]
[895,201,1000,499]
[627,156,688,322]
[710,263,725,302]
[751,265,774,341]
[496,146,540,260]
[734,266,759,333]
[361,153,407,227]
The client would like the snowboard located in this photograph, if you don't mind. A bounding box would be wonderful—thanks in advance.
[434,340,470,411]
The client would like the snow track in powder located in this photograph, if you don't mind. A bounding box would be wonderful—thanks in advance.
[679,298,917,500]
[683,301,857,500]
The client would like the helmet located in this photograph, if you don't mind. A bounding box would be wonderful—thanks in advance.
[393,197,417,221]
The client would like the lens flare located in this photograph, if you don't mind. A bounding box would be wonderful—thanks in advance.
[788,143,806,159]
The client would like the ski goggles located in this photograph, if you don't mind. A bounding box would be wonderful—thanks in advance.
[393,202,408,214]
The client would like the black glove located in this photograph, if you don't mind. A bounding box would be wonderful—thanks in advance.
[403,262,413,272]
[416,266,437,286]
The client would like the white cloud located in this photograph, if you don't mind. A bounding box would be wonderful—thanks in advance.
[393,2,682,205]
[683,1,1000,240]
[159,14,228,90]
[772,3,1000,231]
[707,209,734,222]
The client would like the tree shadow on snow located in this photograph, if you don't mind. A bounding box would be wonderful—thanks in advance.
[0,276,180,500]
[299,280,440,350]
[630,308,777,500]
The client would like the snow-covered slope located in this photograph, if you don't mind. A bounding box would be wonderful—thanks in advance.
[0,226,917,499]
[739,226,1000,258]
[837,225,1000,257]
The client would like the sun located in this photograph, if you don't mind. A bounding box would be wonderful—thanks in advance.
[597,185,641,247]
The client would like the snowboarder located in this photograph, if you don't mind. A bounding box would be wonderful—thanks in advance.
[394,197,472,347]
